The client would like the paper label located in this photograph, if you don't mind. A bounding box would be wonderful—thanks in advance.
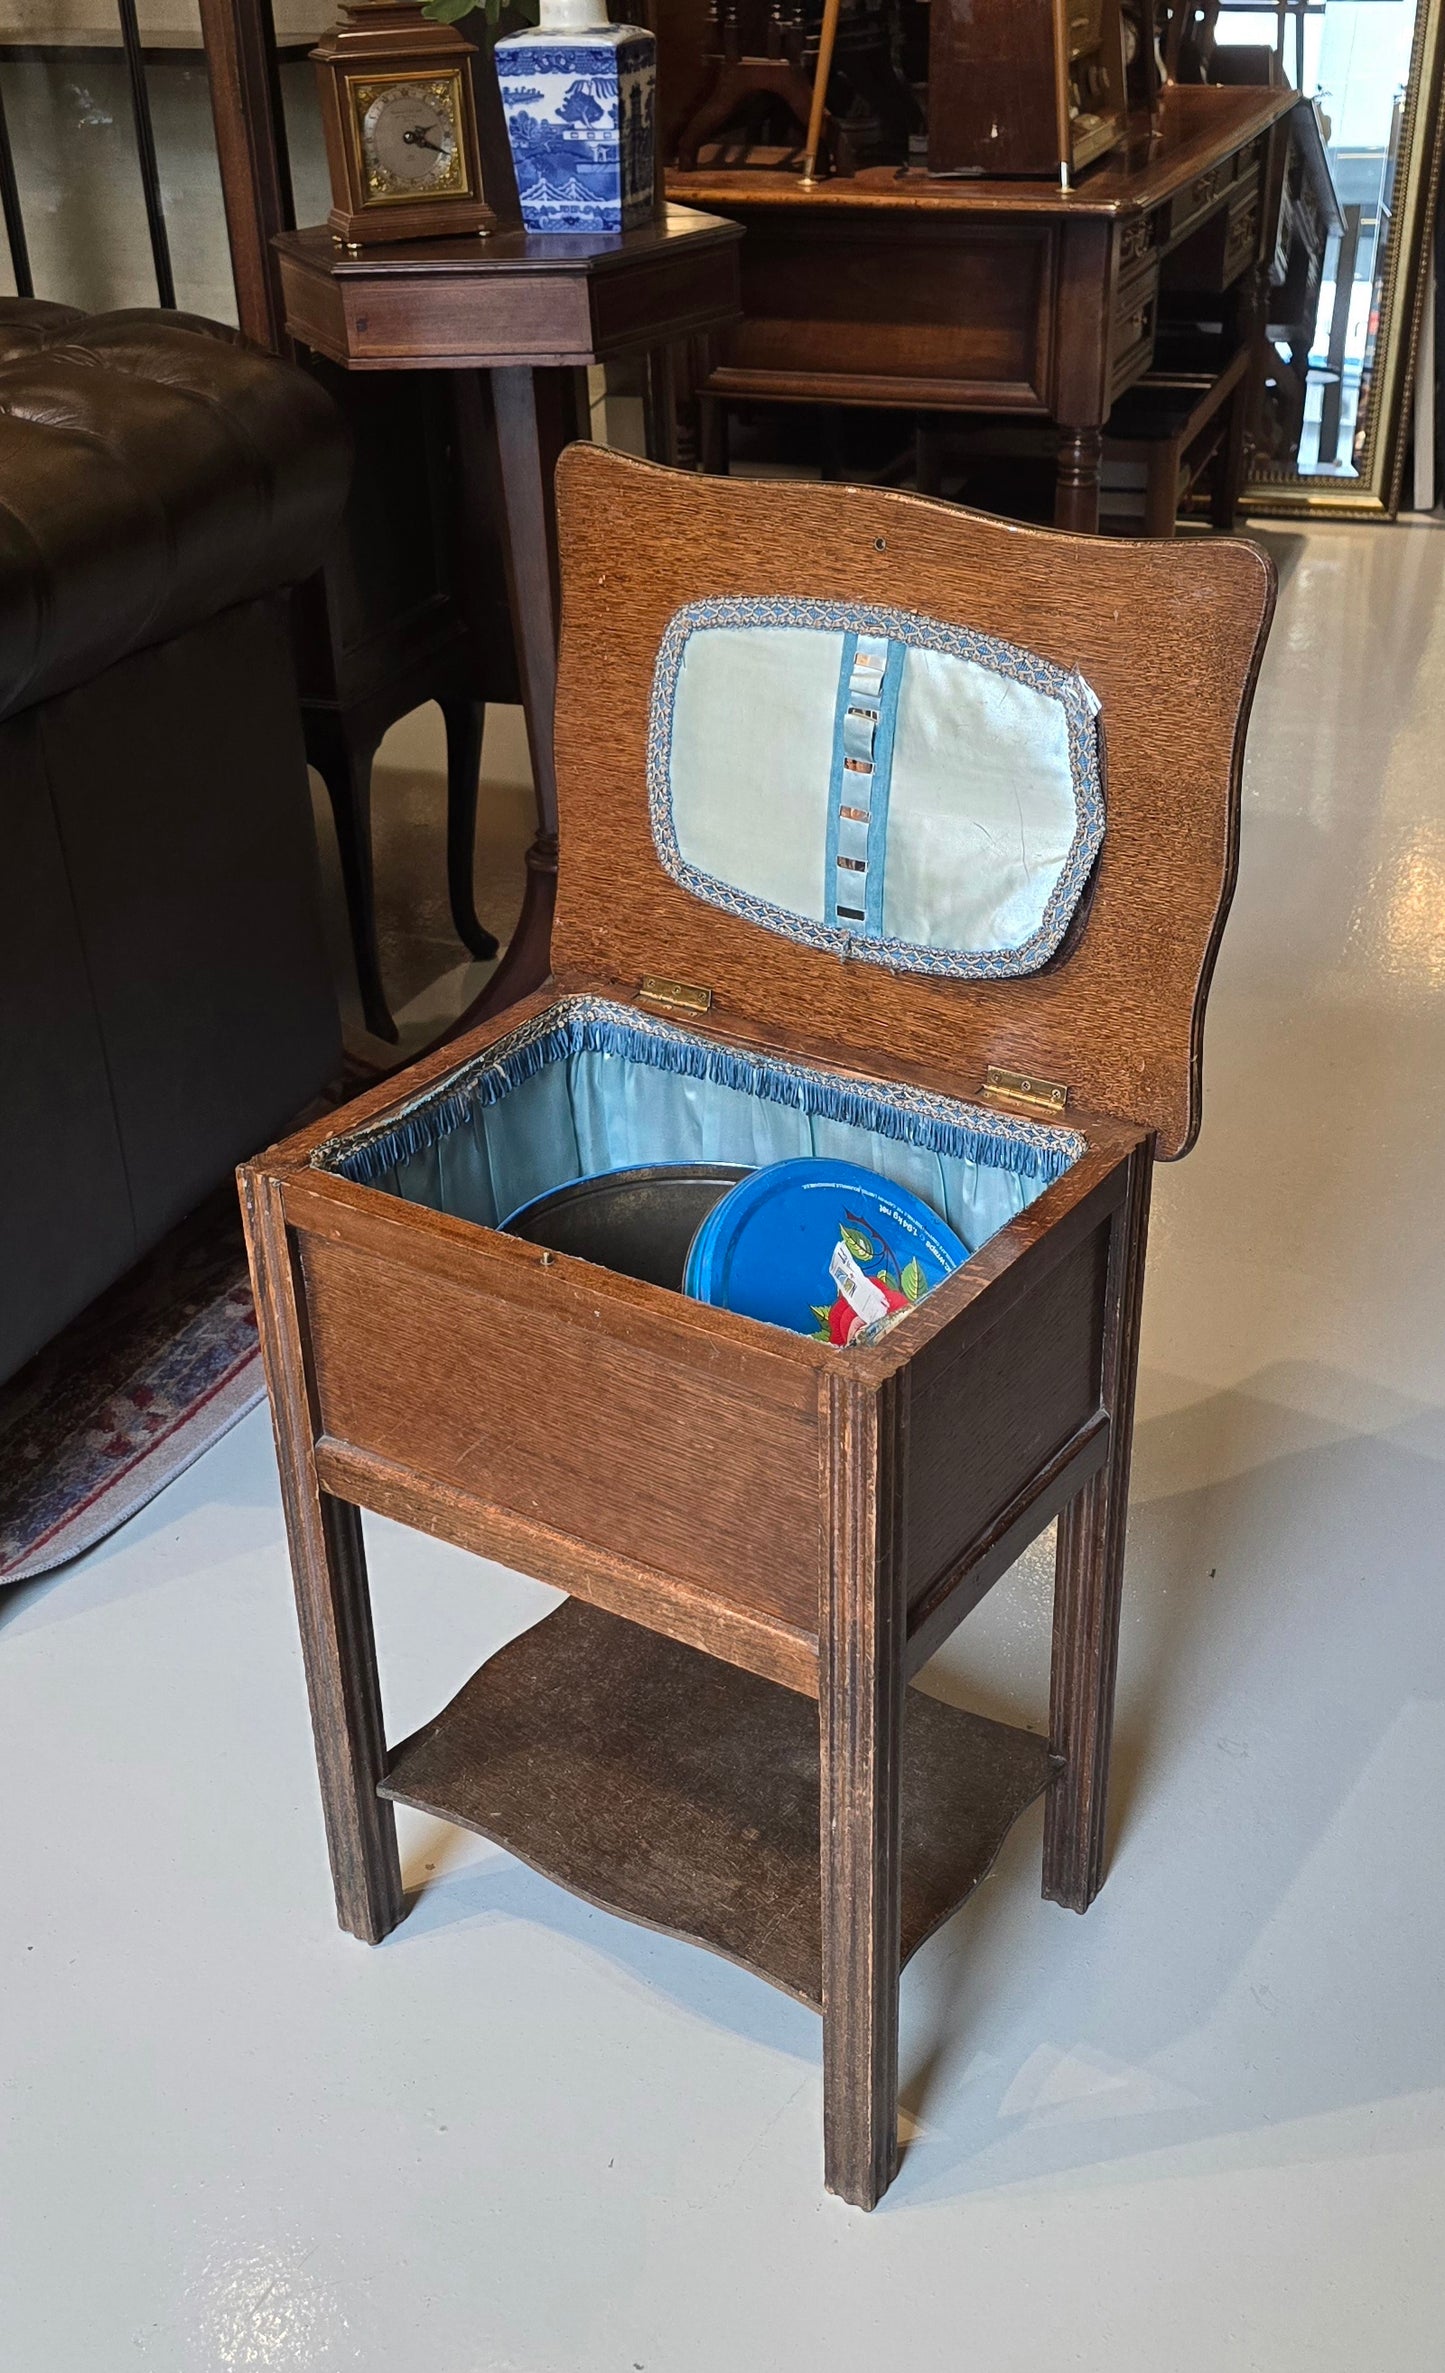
[829,1239,891,1327]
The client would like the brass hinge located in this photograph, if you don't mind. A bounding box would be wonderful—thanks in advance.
[638,974,713,1019]
[981,1066,1069,1118]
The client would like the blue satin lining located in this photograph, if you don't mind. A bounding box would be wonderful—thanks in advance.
[326,1006,1078,1263]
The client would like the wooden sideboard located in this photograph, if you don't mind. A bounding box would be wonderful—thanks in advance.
[669,82,1297,531]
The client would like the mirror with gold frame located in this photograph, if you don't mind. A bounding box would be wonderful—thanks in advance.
[1226,0,1445,518]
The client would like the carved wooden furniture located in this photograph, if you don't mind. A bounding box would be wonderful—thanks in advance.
[1249,96,1344,477]
[241,446,1274,2208]
[275,208,743,1027]
[670,0,915,177]
[927,0,1129,184]
[1099,335,1255,533]
[671,81,1296,530]
[673,0,823,173]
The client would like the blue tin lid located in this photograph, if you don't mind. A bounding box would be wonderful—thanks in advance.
[685,1158,969,1343]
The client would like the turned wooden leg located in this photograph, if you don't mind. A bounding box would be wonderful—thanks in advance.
[439,694,498,964]
[1054,425,1104,534]
[820,1374,906,2210]
[240,1169,404,1945]
[1043,1143,1153,1911]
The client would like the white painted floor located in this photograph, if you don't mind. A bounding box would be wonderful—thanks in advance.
[4,520,1445,2371]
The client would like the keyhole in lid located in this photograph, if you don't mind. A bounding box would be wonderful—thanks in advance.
[874,537,887,551]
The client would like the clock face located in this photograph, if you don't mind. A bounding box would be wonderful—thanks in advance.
[351,74,471,204]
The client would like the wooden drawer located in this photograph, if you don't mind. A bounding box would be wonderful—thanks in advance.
[1231,133,1266,185]
[1163,174,1262,296]
[1116,210,1161,273]
[1167,158,1234,247]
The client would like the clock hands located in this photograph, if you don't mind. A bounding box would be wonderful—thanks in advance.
[402,125,450,155]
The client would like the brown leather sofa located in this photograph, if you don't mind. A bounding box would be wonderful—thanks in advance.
[0,301,351,1385]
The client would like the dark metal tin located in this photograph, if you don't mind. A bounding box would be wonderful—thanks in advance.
[501,1164,753,1292]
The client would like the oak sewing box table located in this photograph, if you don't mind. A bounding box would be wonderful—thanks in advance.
[242,447,1273,2207]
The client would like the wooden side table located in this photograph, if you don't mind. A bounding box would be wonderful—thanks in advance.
[275,210,744,1027]
[198,0,522,1045]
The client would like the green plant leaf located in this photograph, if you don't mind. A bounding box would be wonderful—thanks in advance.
[840,1224,873,1262]
[877,1269,899,1294]
[812,1324,833,1341]
[811,1304,834,1325]
[901,1258,926,1304]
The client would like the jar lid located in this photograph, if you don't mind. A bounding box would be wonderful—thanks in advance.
[685,1159,968,1343]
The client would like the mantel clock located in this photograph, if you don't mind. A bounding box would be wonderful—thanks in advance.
[313,0,494,250]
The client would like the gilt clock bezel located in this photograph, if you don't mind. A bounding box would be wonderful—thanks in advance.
[347,67,475,209]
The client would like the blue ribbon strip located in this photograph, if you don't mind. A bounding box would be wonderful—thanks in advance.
[824,633,903,937]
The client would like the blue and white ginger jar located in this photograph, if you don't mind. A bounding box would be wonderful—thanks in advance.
[495,0,656,235]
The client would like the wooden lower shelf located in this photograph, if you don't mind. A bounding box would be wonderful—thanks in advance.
[380,1601,1056,2008]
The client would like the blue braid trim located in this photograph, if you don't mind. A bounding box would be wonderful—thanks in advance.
[648,596,1105,980]
[313,995,1084,1190]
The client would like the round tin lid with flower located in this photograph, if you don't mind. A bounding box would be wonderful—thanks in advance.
[684,1159,969,1343]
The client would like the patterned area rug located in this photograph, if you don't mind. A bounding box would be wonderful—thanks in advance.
[0,1184,264,1585]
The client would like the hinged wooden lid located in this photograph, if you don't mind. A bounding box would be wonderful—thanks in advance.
[551,446,1274,1157]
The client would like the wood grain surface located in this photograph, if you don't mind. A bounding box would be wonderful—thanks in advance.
[551,443,1275,1155]
[238,1169,405,1945]
[668,84,1296,216]
[298,1229,824,1631]
[378,1598,1055,2011]
[1043,1134,1154,1910]
[274,210,744,373]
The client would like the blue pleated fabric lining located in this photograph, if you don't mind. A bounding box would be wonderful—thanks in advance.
[315,996,1084,1261]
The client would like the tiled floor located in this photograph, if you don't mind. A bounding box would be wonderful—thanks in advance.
[3,520,1444,2370]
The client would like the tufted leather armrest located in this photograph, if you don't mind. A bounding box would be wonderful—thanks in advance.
[0,301,350,725]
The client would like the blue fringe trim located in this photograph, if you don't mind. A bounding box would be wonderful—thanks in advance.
[314,995,1085,1189]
